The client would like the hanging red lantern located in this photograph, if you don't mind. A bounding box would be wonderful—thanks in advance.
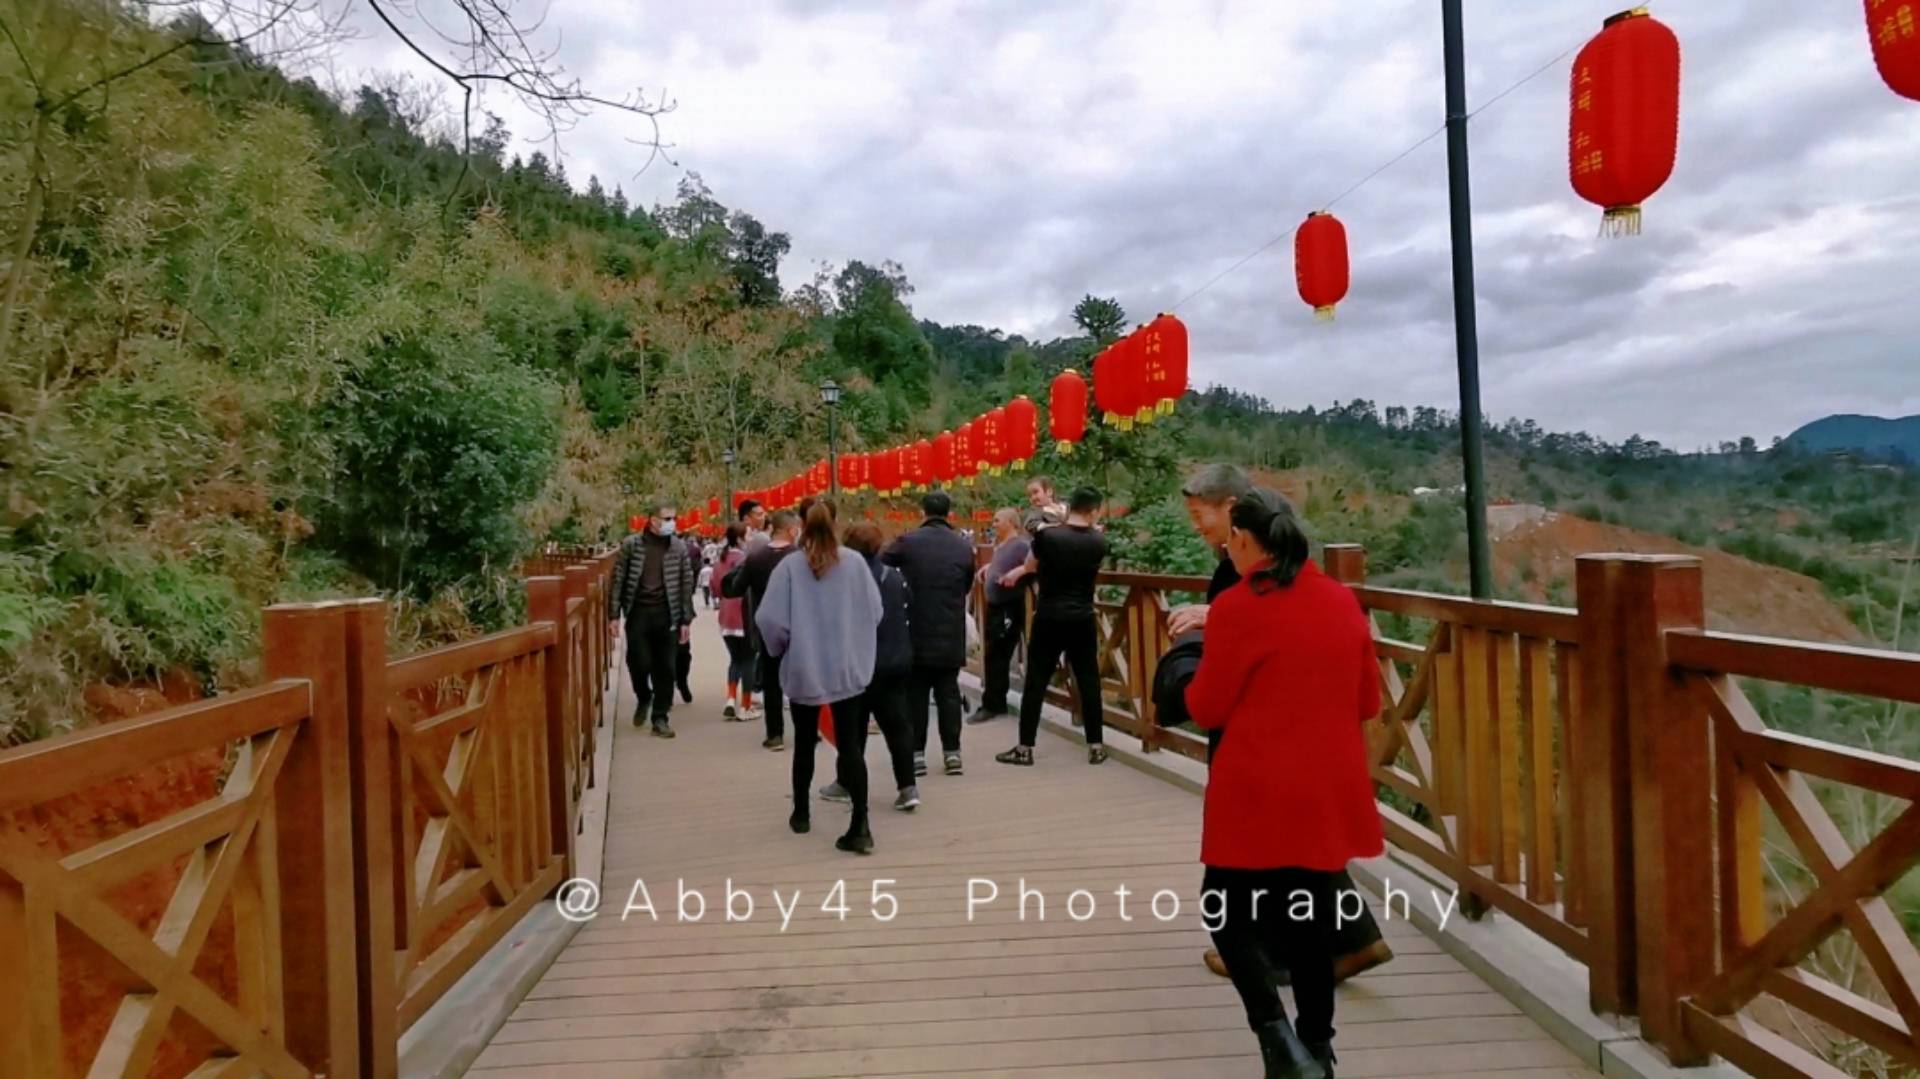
[707,496,720,517]
[955,420,979,484]
[1295,211,1349,321]
[1049,369,1088,453]
[931,431,956,484]
[837,453,858,492]
[1570,8,1680,237]
[982,406,1009,474]
[1104,334,1147,431]
[629,514,644,532]
[905,439,929,488]
[873,448,900,495]
[1141,314,1189,413]
[1004,396,1038,470]
[1092,345,1118,427]
[1869,0,1920,99]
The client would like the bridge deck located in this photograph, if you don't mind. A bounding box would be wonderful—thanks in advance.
[469,610,1598,1078]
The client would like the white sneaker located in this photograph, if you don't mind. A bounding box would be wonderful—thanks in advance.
[738,705,762,721]
[722,700,738,720]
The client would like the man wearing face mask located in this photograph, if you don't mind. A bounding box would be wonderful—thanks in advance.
[611,500,696,738]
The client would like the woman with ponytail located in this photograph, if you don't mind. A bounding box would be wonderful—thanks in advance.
[1183,488,1383,1078]
[755,501,885,853]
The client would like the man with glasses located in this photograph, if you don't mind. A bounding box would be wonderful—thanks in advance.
[611,500,696,738]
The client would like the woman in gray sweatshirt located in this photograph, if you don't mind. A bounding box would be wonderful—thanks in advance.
[756,502,884,853]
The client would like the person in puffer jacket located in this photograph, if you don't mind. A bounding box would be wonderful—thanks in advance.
[842,522,921,812]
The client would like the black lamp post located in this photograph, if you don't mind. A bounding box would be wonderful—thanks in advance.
[820,379,842,499]
[722,447,735,525]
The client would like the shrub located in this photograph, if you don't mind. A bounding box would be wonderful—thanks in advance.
[311,325,560,599]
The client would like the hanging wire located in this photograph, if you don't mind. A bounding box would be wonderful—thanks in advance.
[1167,16,1614,314]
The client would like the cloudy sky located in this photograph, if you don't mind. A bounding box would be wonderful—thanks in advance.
[338,0,1920,449]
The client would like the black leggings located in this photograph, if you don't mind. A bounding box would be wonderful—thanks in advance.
[1204,865,1338,1044]
[722,635,752,687]
[791,694,870,826]
[868,673,917,791]
[1018,615,1103,747]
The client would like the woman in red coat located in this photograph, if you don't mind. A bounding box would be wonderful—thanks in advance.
[1184,488,1383,1078]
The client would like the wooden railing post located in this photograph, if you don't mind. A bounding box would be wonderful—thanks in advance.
[1574,556,1638,1018]
[564,566,595,788]
[1615,555,1712,1065]
[260,602,360,1078]
[1322,542,1366,585]
[528,576,576,873]
[337,598,398,1079]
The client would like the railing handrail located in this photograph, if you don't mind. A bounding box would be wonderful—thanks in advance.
[1666,626,1920,704]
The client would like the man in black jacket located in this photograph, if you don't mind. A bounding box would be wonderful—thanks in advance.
[610,502,697,738]
[1172,464,1394,984]
[883,491,976,777]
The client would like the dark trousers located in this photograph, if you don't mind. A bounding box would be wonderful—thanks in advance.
[756,647,785,739]
[981,600,1023,713]
[868,672,917,791]
[791,694,870,826]
[722,635,753,687]
[911,665,962,755]
[1018,615,1102,747]
[1203,865,1337,1045]
[624,606,676,723]
[676,639,692,694]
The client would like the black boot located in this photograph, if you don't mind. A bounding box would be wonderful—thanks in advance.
[1254,1019,1326,1079]
[1304,1041,1336,1078]
[835,817,874,855]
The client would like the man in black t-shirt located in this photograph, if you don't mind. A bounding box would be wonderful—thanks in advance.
[995,485,1109,767]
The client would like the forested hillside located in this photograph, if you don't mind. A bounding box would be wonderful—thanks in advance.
[2,5,1914,744]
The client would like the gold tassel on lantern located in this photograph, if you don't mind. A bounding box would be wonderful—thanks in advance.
[1601,204,1642,238]
[1315,306,1336,322]
[1058,441,1074,455]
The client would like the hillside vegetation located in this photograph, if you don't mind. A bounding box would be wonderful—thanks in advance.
[3,4,1915,753]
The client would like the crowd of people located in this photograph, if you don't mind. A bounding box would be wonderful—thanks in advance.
[608,465,1393,1077]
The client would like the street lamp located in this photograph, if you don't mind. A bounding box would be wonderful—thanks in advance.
[722,447,735,525]
[819,379,842,499]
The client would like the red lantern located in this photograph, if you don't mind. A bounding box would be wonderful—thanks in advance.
[1049,369,1088,453]
[1570,9,1680,236]
[872,448,900,495]
[1295,212,1349,321]
[931,431,956,484]
[1104,334,1148,430]
[905,439,929,488]
[955,421,979,484]
[1141,314,1189,414]
[1092,345,1118,427]
[982,406,1009,474]
[629,514,644,532]
[1870,0,1920,99]
[838,453,858,492]
[1004,396,1038,470]
[708,496,721,517]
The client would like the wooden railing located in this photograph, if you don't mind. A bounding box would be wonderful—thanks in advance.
[973,543,1920,1076]
[0,549,617,1078]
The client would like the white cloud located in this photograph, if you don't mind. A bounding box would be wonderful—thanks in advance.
[325,0,1919,447]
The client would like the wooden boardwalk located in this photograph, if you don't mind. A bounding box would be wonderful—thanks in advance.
[469,609,1598,1078]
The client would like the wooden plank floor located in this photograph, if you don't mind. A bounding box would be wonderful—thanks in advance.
[471,609,1597,1078]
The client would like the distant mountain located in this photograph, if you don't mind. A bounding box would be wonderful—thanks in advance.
[1785,414,1919,464]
